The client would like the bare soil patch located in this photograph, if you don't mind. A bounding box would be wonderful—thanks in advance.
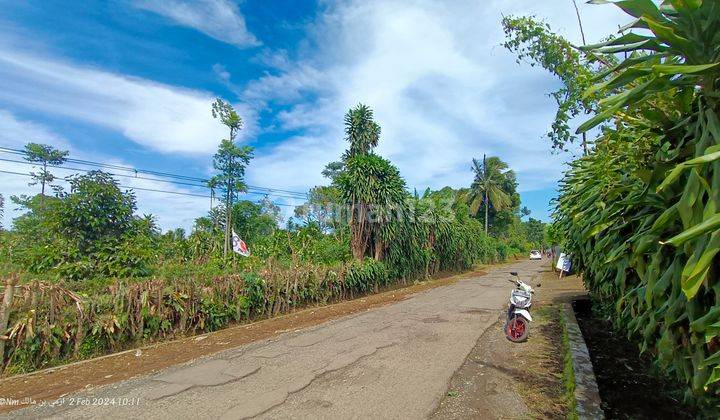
[0,268,488,413]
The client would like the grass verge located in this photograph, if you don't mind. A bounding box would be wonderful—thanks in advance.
[559,307,578,420]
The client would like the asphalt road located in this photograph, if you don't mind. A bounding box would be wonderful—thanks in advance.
[9,260,543,419]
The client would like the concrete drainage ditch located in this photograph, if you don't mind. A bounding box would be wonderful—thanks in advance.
[564,300,604,419]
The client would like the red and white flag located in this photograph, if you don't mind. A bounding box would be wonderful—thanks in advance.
[231,230,251,257]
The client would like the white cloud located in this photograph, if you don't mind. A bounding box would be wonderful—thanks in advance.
[133,0,260,48]
[213,63,231,83]
[0,0,633,225]
[242,0,629,204]
[0,111,214,231]
[0,49,256,154]
[0,110,70,150]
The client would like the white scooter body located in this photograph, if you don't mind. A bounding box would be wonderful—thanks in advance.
[510,280,534,322]
[514,308,532,322]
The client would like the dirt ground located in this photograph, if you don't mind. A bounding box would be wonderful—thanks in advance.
[0,267,486,413]
[432,262,586,419]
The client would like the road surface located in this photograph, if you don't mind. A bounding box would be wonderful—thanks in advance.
[9,260,543,419]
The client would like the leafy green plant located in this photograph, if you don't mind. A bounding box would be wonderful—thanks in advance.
[555,0,720,404]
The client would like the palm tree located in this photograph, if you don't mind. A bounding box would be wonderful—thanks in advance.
[469,155,512,233]
[344,103,380,158]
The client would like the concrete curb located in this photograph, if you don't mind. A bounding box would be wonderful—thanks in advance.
[564,303,604,419]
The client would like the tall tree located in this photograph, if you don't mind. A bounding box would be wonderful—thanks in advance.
[335,103,406,260]
[469,155,512,234]
[23,142,69,201]
[212,140,253,257]
[343,104,381,158]
[211,98,253,257]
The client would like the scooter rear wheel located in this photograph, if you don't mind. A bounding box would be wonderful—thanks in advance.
[505,315,529,342]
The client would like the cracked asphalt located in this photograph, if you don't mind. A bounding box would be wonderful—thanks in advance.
[8,260,542,419]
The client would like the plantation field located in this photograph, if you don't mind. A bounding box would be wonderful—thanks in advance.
[4,260,545,418]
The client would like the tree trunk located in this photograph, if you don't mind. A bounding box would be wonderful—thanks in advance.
[224,183,231,257]
[40,162,47,207]
[349,203,363,259]
[484,190,489,234]
[0,276,17,364]
[373,235,383,261]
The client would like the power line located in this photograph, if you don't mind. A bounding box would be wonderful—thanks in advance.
[0,157,307,201]
[0,169,298,207]
[0,146,309,199]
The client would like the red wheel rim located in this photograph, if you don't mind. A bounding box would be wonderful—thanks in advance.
[507,318,525,340]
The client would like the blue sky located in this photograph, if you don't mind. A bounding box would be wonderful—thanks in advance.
[0,0,628,230]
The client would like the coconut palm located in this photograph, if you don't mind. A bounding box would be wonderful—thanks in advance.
[469,155,512,233]
[344,103,381,158]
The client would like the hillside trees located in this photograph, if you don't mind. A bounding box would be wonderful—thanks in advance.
[523,217,545,247]
[293,185,344,232]
[232,199,280,244]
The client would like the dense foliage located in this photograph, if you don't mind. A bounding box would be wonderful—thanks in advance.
[552,0,720,405]
[8,171,156,280]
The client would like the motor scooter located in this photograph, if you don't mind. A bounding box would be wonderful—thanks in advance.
[505,271,535,342]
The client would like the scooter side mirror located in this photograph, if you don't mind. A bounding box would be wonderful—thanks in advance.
[536,283,541,287]
[509,271,518,276]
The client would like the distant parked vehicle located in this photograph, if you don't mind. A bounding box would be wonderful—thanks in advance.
[529,250,542,260]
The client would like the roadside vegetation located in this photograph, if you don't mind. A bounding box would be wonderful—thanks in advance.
[0,102,543,374]
[559,308,578,420]
[505,0,720,410]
